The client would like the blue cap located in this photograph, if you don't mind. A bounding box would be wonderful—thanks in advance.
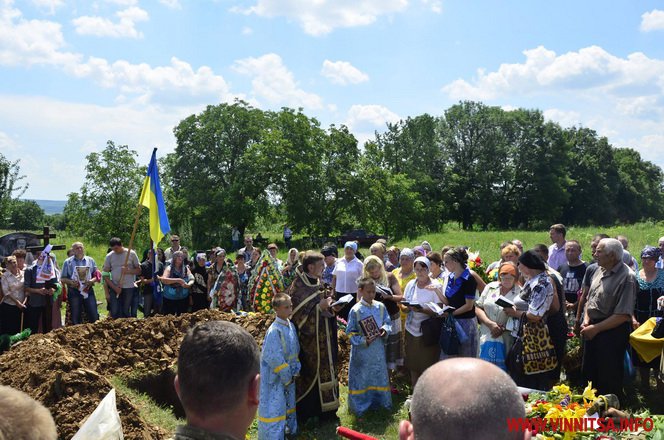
[344,241,358,252]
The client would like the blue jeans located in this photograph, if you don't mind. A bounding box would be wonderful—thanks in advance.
[69,288,99,324]
[109,288,136,318]
[232,239,240,251]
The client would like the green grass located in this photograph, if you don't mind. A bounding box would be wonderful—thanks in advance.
[109,375,184,436]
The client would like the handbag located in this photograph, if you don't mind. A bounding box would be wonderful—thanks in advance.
[521,318,558,375]
[439,314,460,355]
[420,316,444,347]
[652,317,664,339]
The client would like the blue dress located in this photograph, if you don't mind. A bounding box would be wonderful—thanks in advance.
[346,299,392,415]
[258,317,301,439]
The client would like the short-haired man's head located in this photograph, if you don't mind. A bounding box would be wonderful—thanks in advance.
[549,223,566,237]
[109,237,122,248]
[409,359,525,440]
[302,251,324,274]
[599,238,624,262]
[532,243,549,260]
[177,321,259,418]
[0,385,57,440]
[272,292,291,309]
[565,240,581,251]
[356,276,376,291]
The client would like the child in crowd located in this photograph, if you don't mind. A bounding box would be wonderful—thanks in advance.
[346,277,392,415]
[257,293,300,440]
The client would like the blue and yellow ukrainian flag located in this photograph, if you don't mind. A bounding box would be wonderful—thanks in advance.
[139,148,171,244]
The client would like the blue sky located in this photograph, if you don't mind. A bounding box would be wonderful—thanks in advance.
[2,0,664,200]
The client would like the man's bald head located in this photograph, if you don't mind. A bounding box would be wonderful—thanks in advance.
[408,359,526,440]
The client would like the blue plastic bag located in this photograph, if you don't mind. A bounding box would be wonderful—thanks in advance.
[479,340,507,371]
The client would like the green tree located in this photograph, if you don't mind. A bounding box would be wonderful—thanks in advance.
[63,141,145,245]
[562,128,618,226]
[169,101,270,249]
[613,148,664,222]
[7,199,45,230]
[0,153,28,228]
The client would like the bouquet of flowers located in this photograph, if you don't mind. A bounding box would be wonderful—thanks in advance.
[467,250,492,284]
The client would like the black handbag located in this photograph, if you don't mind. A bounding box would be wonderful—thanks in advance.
[652,317,664,339]
[439,314,460,355]
[420,316,444,347]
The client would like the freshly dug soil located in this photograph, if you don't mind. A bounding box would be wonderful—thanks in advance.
[0,310,351,439]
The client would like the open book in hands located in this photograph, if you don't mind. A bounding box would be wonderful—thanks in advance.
[331,294,354,308]
[424,302,455,316]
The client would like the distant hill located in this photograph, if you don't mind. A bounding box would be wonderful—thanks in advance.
[25,199,67,215]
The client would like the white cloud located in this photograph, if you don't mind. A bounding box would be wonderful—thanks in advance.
[72,6,149,39]
[105,0,139,5]
[421,0,442,14]
[159,0,181,9]
[345,104,400,131]
[640,9,664,32]
[0,2,233,104]
[321,60,369,85]
[31,0,65,14]
[543,108,582,128]
[0,94,197,199]
[232,53,323,110]
[0,1,82,66]
[0,130,20,152]
[234,0,408,36]
[241,26,253,35]
[70,56,232,103]
[442,45,664,102]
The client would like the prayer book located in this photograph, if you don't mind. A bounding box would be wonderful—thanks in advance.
[400,300,423,309]
[495,295,515,308]
[359,315,381,343]
[424,302,455,316]
[331,294,354,307]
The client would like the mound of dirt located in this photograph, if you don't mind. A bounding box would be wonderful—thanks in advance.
[0,310,351,439]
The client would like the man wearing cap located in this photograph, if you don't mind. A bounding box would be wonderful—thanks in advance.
[321,245,337,286]
[581,238,636,398]
[165,235,184,261]
[331,241,364,320]
[267,243,283,271]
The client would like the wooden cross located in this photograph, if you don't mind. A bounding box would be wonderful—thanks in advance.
[26,226,66,253]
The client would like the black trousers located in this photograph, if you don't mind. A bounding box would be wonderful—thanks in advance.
[162,297,189,316]
[582,321,630,398]
[0,303,24,335]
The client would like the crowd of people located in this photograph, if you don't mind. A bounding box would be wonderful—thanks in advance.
[1,224,663,439]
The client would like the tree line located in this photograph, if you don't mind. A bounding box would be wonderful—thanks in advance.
[2,100,662,250]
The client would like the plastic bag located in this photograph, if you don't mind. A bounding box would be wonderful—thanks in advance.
[72,388,124,440]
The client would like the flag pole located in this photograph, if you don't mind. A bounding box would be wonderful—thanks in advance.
[118,147,157,289]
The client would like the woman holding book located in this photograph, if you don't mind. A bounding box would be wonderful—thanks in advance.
[440,247,479,360]
[475,262,520,370]
[403,256,443,386]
